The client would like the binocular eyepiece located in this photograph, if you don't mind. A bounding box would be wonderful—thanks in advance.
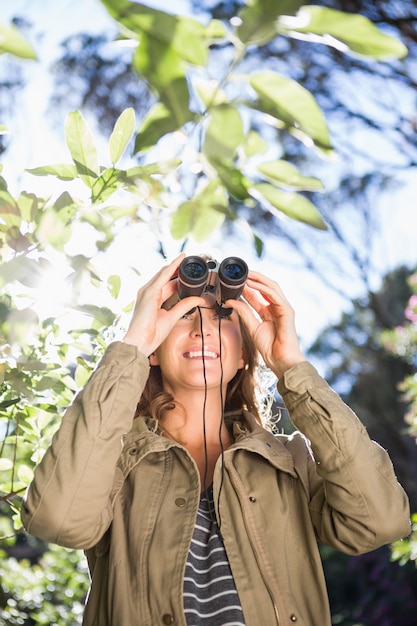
[163,255,248,315]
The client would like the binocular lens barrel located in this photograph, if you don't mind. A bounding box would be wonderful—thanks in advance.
[219,259,248,283]
[180,258,208,282]
[178,256,209,299]
[218,257,248,303]
[177,255,248,304]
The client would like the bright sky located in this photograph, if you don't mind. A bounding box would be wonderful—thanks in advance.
[2,0,417,357]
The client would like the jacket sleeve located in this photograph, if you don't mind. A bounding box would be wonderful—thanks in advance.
[277,361,411,554]
[21,341,150,549]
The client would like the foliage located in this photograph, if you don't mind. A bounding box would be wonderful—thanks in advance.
[0,21,37,60]
[0,19,37,153]
[382,271,417,566]
[309,262,417,572]
[0,541,89,625]
[309,263,417,614]
[308,265,417,512]
[381,271,417,436]
[98,0,407,245]
[0,2,411,623]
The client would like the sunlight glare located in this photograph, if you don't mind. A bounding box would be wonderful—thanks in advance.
[33,262,72,320]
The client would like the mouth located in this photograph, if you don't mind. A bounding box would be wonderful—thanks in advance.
[183,350,219,360]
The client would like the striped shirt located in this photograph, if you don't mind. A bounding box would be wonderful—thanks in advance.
[183,485,246,626]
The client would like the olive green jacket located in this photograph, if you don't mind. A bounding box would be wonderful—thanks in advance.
[21,342,410,626]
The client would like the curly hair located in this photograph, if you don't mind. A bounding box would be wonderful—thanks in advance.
[135,315,263,425]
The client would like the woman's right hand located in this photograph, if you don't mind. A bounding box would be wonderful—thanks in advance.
[122,254,206,357]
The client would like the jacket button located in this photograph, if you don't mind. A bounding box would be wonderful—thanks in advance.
[249,496,256,502]
[175,497,187,508]
[290,615,297,622]
[162,614,174,624]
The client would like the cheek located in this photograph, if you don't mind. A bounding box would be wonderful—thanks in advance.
[224,327,245,367]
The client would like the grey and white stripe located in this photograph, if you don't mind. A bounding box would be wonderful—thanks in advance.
[183,486,246,626]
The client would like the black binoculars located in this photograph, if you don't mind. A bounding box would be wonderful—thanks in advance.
[163,255,248,315]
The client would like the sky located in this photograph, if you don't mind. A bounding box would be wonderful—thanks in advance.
[2,0,417,358]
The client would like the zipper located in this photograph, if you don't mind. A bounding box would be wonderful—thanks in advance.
[224,456,281,626]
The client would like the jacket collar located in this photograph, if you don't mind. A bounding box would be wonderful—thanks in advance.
[121,409,297,478]
[226,409,297,477]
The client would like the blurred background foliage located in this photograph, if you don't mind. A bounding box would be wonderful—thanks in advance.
[1,0,417,623]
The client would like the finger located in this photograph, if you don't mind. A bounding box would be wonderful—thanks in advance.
[224,298,260,336]
[152,253,185,288]
[246,273,290,307]
[138,254,185,307]
[161,277,179,302]
[167,296,207,320]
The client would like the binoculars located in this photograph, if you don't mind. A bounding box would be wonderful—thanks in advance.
[163,255,248,315]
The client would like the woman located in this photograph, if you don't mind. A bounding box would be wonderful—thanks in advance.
[21,253,410,626]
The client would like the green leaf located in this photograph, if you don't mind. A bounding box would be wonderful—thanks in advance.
[253,233,265,257]
[100,0,208,65]
[205,19,228,41]
[204,105,244,161]
[257,160,324,191]
[0,192,20,227]
[278,6,408,60]
[194,77,227,109]
[134,103,183,153]
[73,304,117,327]
[91,168,125,203]
[26,163,79,180]
[0,398,20,410]
[171,201,226,242]
[237,0,304,46]
[53,191,78,222]
[123,159,182,179]
[0,458,13,471]
[251,182,327,230]
[75,362,93,389]
[69,255,102,283]
[37,211,73,250]
[133,34,193,127]
[208,159,250,201]
[65,111,100,188]
[170,180,228,241]
[17,192,39,223]
[103,0,205,126]
[0,22,37,59]
[107,274,121,299]
[109,107,136,165]
[17,463,34,485]
[0,257,44,288]
[242,130,268,157]
[249,71,333,154]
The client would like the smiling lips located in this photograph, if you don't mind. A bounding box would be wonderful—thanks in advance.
[183,349,219,360]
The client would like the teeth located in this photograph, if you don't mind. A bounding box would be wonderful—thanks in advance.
[186,350,218,359]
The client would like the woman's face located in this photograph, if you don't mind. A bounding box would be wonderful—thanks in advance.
[150,294,245,395]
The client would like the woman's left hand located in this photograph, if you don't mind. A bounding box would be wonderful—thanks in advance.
[227,271,306,377]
